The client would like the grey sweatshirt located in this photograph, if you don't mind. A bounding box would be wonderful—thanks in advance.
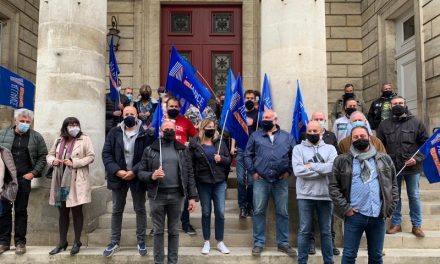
[292,139,338,201]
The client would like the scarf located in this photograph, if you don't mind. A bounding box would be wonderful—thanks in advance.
[350,144,377,183]
[53,137,76,208]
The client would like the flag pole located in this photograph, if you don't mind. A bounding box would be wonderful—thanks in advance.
[159,136,163,168]
[217,109,230,155]
[197,71,218,100]
[395,149,420,177]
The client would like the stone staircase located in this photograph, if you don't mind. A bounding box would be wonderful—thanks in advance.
[3,173,440,263]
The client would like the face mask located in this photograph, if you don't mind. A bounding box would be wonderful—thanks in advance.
[255,96,260,103]
[351,121,365,128]
[318,121,326,129]
[167,109,180,119]
[141,94,151,101]
[261,120,274,131]
[392,105,406,117]
[306,134,320,144]
[220,99,225,106]
[126,94,133,101]
[163,129,176,142]
[345,107,356,116]
[343,93,355,100]
[353,138,370,151]
[204,129,215,138]
[160,92,167,98]
[17,122,30,133]
[68,127,81,137]
[245,100,254,110]
[123,116,136,128]
[382,91,393,98]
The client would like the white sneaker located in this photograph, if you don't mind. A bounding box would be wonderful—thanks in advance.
[201,241,210,255]
[217,241,230,254]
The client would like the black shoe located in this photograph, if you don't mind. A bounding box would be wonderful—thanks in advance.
[239,208,247,219]
[184,225,197,235]
[247,208,254,217]
[333,246,340,255]
[49,242,68,255]
[308,243,316,255]
[252,246,263,256]
[278,245,297,257]
[70,242,82,255]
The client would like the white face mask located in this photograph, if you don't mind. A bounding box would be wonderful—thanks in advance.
[68,127,81,137]
[319,121,326,129]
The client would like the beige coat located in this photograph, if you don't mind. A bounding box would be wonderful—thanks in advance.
[47,134,95,207]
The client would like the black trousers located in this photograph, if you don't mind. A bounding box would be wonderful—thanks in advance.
[0,178,31,246]
[58,202,83,244]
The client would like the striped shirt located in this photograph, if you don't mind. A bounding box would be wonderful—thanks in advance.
[350,158,382,217]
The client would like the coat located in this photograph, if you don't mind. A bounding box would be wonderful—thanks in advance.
[47,134,95,207]
[0,146,18,203]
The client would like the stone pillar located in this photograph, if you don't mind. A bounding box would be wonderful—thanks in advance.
[260,0,328,129]
[34,0,107,186]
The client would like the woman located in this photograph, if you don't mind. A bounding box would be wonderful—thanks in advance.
[47,117,95,255]
[189,118,231,255]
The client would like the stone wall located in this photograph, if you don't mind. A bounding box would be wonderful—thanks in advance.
[325,0,363,122]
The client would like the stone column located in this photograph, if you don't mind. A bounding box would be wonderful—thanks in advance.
[34,0,107,186]
[260,0,328,130]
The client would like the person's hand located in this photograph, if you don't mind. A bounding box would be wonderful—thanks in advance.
[116,170,127,178]
[23,172,34,181]
[63,159,73,167]
[405,158,417,167]
[214,154,221,163]
[145,111,150,117]
[152,168,165,180]
[230,146,236,156]
[123,170,135,181]
[188,199,197,213]
[118,103,124,110]
[345,208,358,217]
[52,159,62,166]
[253,173,262,181]
[279,172,289,180]
[113,110,122,117]
[304,163,312,169]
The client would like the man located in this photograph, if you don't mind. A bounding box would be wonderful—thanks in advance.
[338,111,386,154]
[332,84,365,122]
[105,89,130,135]
[124,87,134,104]
[330,126,398,264]
[332,98,358,143]
[0,108,48,255]
[367,83,397,130]
[293,121,337,264]
[244,110,296,257]
[102,106,154,257]
[376,96,429,237]
[138,120,198,264]
[166,97,198,235]
[231,89,259,218]
[133,85,158,129]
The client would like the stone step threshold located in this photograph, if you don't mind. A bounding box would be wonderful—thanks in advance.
[2,247,440,264]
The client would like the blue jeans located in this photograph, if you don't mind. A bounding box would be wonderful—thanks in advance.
[342,213,385,264]
[236,148,253,209]
[253,178,289,247]
[391,173,422,227]
[197,181,227,241]
[297,199,333,264]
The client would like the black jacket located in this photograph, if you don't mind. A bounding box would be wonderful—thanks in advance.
[189,138,231,184]
[137,139,198,200]
[329,152,398,219]
[299,129,340,154]
[105,93,130,134]
[102,125,154,192]
[367,93,396,130]
[376,114,429,175]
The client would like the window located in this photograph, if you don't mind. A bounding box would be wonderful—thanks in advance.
[403,15,415,41]
[212,12,233,33]
[212,53,232,92]
[170,13,191,33]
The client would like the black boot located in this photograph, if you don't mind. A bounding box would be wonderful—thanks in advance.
[247,208,254,217]
[239,208,247,219]
[308,242,316,255]
[70,242,82,255]
[49,242,68,255]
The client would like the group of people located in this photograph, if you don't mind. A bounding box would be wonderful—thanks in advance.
[0,81,431,264]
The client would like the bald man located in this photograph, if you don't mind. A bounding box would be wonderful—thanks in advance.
[292,121,338,264]
[102,105,154,257]
[299,112,339,154]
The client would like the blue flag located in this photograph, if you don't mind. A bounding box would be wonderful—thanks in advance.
[166,46,212,113]
[219,69,235,128]
[258,73,273,124]
[150,101,164,139]
[225,75,249,150]
[421,129,440,183]
[0,66,35,110]
[109,39,120,101]
[291,80,309,144]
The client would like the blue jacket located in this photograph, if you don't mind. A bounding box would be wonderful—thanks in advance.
[244,126,295,182]
[102,124,154,192]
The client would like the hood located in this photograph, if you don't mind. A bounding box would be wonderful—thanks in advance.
[301,138,326,148]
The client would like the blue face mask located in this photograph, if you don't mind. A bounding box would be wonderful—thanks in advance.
[17,122,30,133]
[126,94,133,101]
[352,121,365,128]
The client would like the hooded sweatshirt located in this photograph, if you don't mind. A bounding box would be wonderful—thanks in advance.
[292,139,337,201]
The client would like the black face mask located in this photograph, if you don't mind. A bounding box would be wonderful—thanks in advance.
[204,129,216,138]
[392,105,406,117]
[343,93,355,100]
[306,134,320,144]
[353,139,370,151]
[141,93,151,101]
[382,91,393,98]
[345,107,356,116]
[123,116,136,128]
[245,100,254,111]
[167,109,180,119]
[261,120,274,131]
[220,99,224,106]
[163,129,176,142]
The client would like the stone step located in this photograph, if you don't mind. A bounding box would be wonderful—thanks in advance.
[400,190,440,202]
[360,231,440,249]
[2,247,440,264]
[390,215,440,232]
[401,201,440,215]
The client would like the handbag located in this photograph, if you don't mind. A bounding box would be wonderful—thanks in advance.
[45,138,61,179]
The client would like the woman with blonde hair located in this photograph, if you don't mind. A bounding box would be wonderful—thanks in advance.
[189,118,231,255]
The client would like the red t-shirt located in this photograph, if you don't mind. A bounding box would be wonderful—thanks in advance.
[174,115,198,145]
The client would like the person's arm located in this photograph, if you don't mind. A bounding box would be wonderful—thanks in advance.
[101,131,122,177]
[217,143,232,167]
[243,134,256,174]
[375,123,386,145]
[310,146,337,175]
[414,121,430,163]
[31,132,48,177]
[328,157,351,217]
[185,149,198,201]
[72,136,95,169]
[187,118,198,138]
[137,147,155,183]
[291,146,322,179]
[367,101,376,129]
[46,138,58,166]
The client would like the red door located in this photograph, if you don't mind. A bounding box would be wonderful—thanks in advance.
[161,5,242,94]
